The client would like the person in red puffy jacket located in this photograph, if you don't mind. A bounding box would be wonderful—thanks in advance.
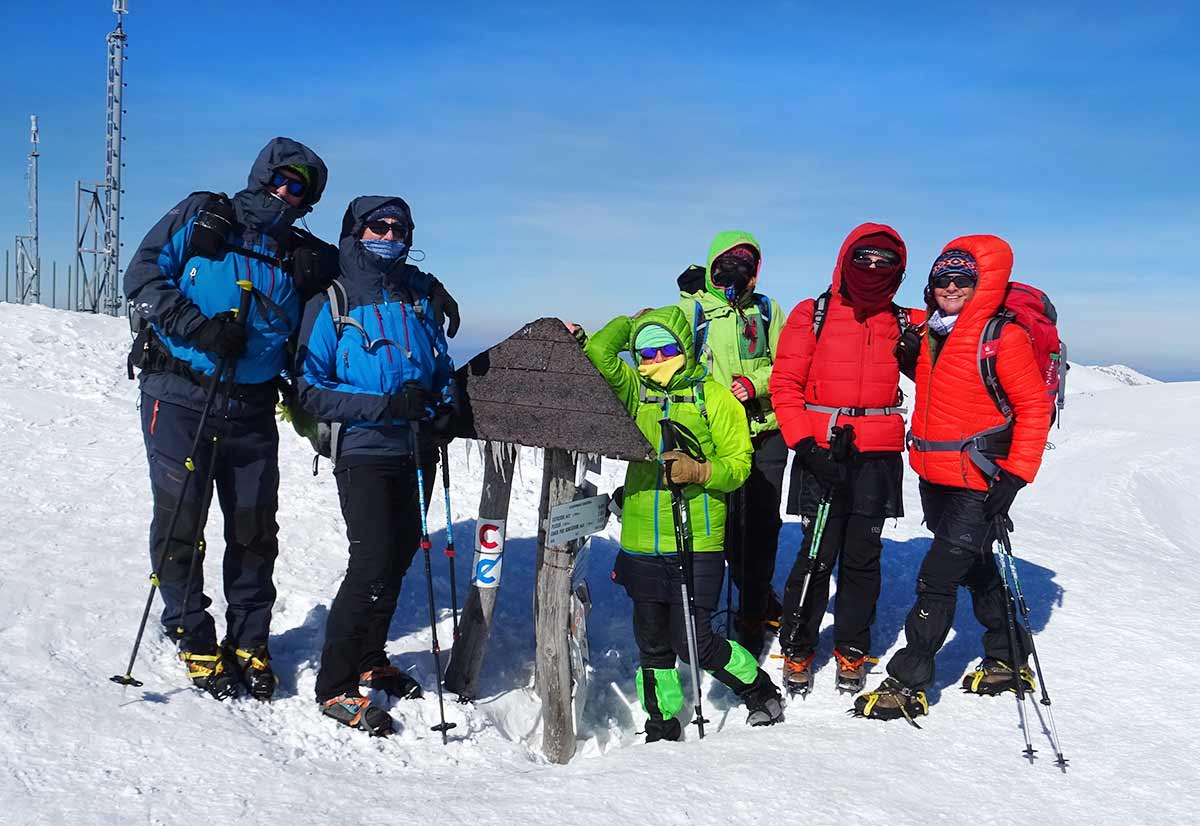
[855,235,1051,723]
[769,222,924,695]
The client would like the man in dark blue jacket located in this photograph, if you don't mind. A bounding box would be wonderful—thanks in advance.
[125,137,337,701]
[296,196,457,735]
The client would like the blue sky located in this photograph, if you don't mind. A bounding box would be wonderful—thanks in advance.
[2,1,1197,378]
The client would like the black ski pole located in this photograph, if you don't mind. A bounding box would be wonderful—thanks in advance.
[996,516,1068,769]
[660,416,709,739]
[439,443,460,641]
[991,521,1038,763]
[111,280,254,688]
[413,421,456,744]
[175,285,256,640]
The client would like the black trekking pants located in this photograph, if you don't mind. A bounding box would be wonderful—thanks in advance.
[726,430,787,620]
[314,459,433,702]
[778,507,884,657]
[886,480,1031,691]
[140,393,280,652]
[614,552,754,696]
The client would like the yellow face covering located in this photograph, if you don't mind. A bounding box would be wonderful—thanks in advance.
[637,354,686,387]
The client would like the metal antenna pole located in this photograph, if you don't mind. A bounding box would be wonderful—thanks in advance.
[15,115,39,304]
[75,1,128,315]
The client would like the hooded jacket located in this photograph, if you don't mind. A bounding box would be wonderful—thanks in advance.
[584,306,753,554]
[770,223,924,453]
[295,196,456,460]
[908,235,1050,490]
[124,137,330,412]
[676,231,784,437]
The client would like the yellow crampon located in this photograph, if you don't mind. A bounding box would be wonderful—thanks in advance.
[233,648,270,673]
[963,660,1035,695]
[179,651,225,681]
[855,680,928,728]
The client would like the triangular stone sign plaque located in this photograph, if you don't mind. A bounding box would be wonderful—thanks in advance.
[452,317,654,461]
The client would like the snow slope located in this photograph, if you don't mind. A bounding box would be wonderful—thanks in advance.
[0,302,1197,826]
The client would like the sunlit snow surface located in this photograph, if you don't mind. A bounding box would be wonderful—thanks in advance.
[0,302,1195,825]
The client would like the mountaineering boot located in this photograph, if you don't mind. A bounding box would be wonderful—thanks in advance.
[644,717,684,744]
[741,669,785,726]
[180,647,240,701]
[223,640,277,702]
[832,646,877,695]
[853,677,928,726]
[961,658,1035,696]
[734,589,784,659]
[780,651,814,697]
[360,665,424,700]
[320,693,395,736]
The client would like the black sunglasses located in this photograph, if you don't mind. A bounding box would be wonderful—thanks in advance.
[852,247,901,267]
[365,220,407,237]
[269,171,307,198]
[930,273,977,289]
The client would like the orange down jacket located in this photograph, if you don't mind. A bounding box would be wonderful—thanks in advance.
[908,235,1051,490]
[770,223,925,453]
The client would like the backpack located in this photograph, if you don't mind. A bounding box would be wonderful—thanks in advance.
[812,288,911,341]
[979,282,1068,427]
[690,293,774,366]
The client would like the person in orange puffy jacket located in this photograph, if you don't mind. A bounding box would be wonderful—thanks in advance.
[854,235,1051,723]
[769,223,924,696]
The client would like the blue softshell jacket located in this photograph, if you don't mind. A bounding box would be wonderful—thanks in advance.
[123,137,329,414]
[295,196,456,460]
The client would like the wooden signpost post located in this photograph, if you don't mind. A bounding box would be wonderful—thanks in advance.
[445,318,653,763]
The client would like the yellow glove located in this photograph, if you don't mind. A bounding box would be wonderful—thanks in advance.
[662,450,711,486]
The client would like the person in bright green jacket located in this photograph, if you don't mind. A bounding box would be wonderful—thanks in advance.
[569,305,784,742]
[677,231,787,657]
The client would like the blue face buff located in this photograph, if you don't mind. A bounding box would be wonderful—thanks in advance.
[360,239,409,260]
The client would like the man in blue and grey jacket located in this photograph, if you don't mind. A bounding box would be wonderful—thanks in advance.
[124,136,337,701]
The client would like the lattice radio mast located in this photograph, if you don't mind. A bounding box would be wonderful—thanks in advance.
[75,1,127,315]
[14,115,40,304]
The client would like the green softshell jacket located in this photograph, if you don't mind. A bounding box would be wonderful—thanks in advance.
[677,230,785,436]
[583,307,753,554]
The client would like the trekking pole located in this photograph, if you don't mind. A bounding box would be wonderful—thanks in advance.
[991,523,1038,763]
[794,425,853,614]
[660,416,709,739]
[413,421,456,745]
[439,442,460,641]
[996,516,1068,769]
[111,280,254,688]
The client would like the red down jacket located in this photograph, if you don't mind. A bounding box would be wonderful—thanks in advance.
[770,223,925,452]
[908,235,1051,490]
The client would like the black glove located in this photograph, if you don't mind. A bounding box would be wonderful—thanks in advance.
[983,468,1026,521]
[386,382,433,421]
[288,238,339,298]
[427,276,460,339]
[795,436,846,489]
[189,311,247,359]
[894,325,922,378]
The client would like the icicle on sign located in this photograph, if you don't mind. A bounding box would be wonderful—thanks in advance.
[473,519,506,589]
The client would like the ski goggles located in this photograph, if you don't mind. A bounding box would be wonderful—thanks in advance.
[851,247,901,268]
[268,171,308,198]
[710,258,755,287]
[929,272,978,289]
[637,343,683,360]
[364,220,408,237]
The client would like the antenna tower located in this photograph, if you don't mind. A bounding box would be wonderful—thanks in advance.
[75,1,127,315]
[14,115,39,304]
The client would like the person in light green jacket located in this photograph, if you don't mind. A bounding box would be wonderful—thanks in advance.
[677,231,788,657]
[569,305,784,742]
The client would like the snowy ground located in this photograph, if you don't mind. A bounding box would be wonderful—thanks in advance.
[1,302,1196,825]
